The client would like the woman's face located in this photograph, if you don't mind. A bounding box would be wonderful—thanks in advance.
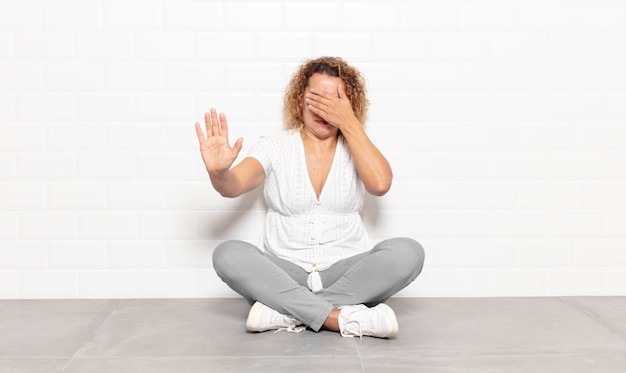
[301,73,343,139]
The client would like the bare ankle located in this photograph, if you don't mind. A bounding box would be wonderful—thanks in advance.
[323,308,341,332]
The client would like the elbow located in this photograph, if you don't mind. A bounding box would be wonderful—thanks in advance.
[210,178,244,198]
[365,165,393,196]
[212,184,242,198]
[218,189,241,198]
[367,179,392,197]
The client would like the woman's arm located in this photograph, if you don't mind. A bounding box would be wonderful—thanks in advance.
[195,108,265,198]
[339,120,392,196]
[305,86,393,196]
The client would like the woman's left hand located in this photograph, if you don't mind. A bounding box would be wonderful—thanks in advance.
[305,84,359,130]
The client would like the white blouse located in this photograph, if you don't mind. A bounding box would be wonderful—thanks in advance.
[246,129,371,274]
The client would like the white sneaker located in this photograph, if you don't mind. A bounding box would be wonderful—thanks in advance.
[246,302,305,333]
[338,303,399,338]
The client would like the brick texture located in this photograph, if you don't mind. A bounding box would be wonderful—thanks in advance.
[1,0,625,299]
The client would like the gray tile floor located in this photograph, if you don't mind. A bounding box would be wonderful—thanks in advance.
[1,297,626,372]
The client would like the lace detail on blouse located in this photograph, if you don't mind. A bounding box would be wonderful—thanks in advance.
[246,130,371,272]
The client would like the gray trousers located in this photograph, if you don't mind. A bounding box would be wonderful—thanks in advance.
[212,237,425,331]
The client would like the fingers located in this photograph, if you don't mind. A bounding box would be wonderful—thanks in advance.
[219,112,229,139]
[203,108,230,137]
[210,108,220,136]
[204,111,212,136]
[307,89,330,105]
[337,83,347,99]
[305,94,327,120]
[307,103,324,118]
[195,122,206,144]
[305,92,327,116]
[204,108,220,137]
[232,137,244,155]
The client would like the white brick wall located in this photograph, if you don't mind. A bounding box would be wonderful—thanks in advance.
[1,0,625,299]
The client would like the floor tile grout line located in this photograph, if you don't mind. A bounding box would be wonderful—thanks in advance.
[353,338,367,373]
[58,299,123,372]
[47,354,366,360]
[5,296,626,370]
[559,297,626,344]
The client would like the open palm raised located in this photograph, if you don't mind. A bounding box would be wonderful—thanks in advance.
[195,108,243,174]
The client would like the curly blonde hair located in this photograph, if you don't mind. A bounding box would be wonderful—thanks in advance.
[283,56,369,130]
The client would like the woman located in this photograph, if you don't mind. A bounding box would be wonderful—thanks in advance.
[195,57,425,338]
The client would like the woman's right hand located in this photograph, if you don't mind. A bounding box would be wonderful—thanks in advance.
[195,108,243,174]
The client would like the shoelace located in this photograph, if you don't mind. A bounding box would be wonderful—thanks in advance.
[344,319,365,339]
[274,325,306,334]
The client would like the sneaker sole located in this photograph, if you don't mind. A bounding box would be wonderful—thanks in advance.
[246,301,265,332]
[376,303,399,338]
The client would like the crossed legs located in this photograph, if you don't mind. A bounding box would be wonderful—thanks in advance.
[212,238,425,333]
